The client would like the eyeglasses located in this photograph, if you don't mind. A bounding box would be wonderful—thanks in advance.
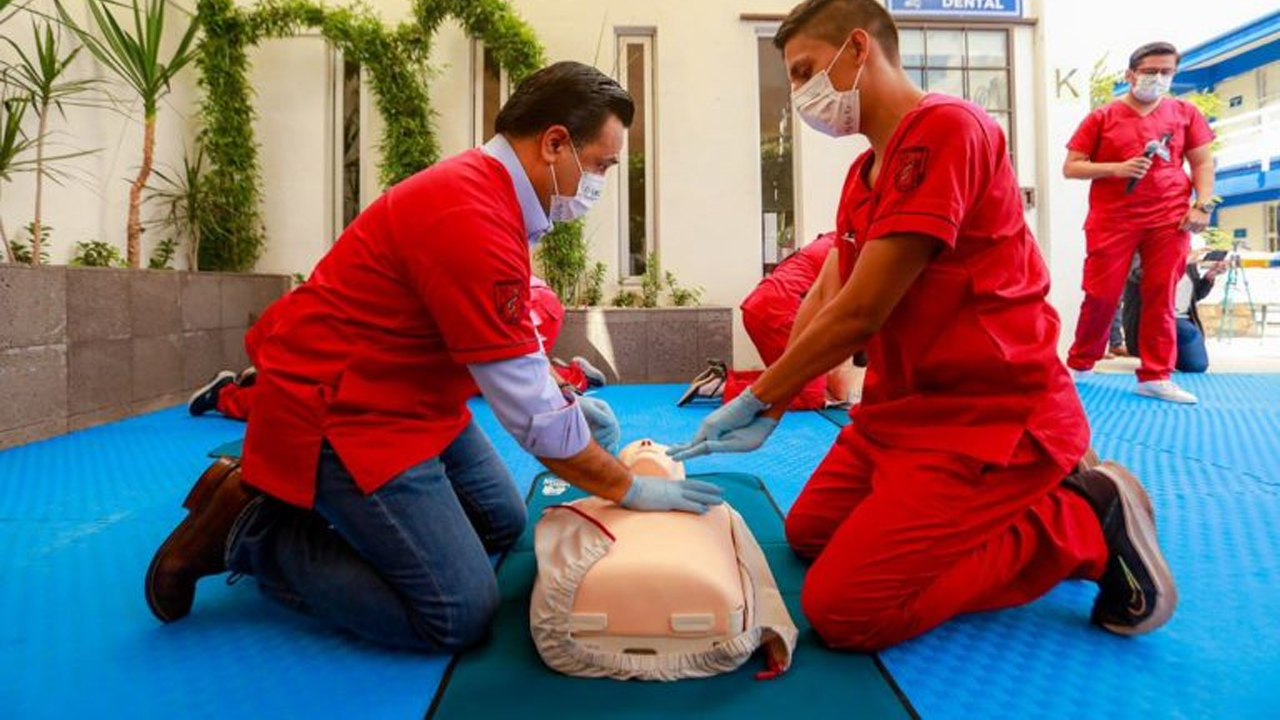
[1134,68,1177,78]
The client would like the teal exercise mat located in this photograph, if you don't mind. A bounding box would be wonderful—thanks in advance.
[207,438,244,459]
[817,406,852,427]
[427,471,916,720]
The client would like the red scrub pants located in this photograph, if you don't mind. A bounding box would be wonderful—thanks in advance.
[1067,225,1190,382]
[786,424,1108,652]
[216,383,255,421]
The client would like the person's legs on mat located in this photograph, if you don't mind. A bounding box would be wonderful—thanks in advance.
[1068,228,1143,372]
[226,421,521,652]
[796,430,1107,651]
[1135,226,1191,382]
[1174,316,1209,373]
[792,428,1176,651]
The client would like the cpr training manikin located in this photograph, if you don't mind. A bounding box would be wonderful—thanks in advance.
[530,440,799,681]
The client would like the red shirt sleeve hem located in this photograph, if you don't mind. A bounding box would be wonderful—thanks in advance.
[867,211,960,249]
[451,339,541,365]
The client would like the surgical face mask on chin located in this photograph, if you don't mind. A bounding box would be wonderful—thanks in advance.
[792,37,866,137]
[549,143,605,223]
[1132,74,1172,103]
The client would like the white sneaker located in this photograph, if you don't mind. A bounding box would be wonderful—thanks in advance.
[1070,368,1094,382]
[1135,380,1198,404]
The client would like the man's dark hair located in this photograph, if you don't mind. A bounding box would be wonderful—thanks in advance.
[1129,42,1180,70]
[495,61,634,146]
[774,0,900,65]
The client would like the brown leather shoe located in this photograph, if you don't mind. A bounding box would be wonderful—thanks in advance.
[145,458,257,622]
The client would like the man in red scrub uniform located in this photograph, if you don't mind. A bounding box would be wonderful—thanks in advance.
[1064,42,1215,404]
[144,62,723,651]
[741,232,861,405]
[671,0,1176,651]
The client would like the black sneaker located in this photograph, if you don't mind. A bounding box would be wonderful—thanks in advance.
[1064,462,1177,636]
[188,371,236,416]
[234,366,257,388]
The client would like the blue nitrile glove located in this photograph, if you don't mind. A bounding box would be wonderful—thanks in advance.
[668,387,776,461]
[621,475,725,514]
[577,394,621,454]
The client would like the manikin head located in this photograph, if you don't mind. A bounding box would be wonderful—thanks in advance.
[617,439,686,479]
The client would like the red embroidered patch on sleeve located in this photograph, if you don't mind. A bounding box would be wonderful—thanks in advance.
[493,280,526,325]
[894,147,929,193]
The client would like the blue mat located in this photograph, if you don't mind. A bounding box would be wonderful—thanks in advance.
[5,377,1280,718]
[0,385,836,719]
[872,373,1280,719]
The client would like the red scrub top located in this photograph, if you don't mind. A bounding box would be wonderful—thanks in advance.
[766,233,837,299]
[1066,97,1214,231]
[835,94,1087,471]
[241,149,540,507]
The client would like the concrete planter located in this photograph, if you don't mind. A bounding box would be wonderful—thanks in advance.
[548,307,733,384]
[0,265,291,450]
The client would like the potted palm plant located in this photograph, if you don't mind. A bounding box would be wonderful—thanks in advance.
[56,0,198,268]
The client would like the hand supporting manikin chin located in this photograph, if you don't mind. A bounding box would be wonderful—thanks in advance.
[616,439,721,514]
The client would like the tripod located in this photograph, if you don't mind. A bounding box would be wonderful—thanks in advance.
[1216,242,1255,341]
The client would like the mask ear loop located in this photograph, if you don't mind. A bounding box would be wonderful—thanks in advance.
[825,33,866,92]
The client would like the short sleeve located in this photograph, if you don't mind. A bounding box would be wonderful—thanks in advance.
[403,207,540,364]
[1066,109,1102,156]
[866,105,992,249]
[1184,102,1215,150]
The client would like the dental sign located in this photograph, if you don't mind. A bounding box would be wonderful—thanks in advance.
[889,0,1023,18]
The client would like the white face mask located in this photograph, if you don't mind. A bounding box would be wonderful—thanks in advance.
[791,36,866,137]
[549,142,605,223]
[1132,73,1172,103]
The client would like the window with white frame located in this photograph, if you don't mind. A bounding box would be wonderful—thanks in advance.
[618,32,656,278]
[898,25,1015,164]
[757,33,797,273]
[474,42,510,144]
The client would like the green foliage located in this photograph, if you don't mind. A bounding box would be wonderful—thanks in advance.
[666,270,703,307]
[1089,54,1121,110]
[536,219,592,306]
[1200,226,1231,250]
[610,289,640,308]
[71,239,125,267]
[147,146,209,270]
[639,251,662,308]
[0,87,34,183]
[195,0,544,271]
[148,238,178,269]
[56,0,199,120]
[1184,90,1225,121]
[582,261,607,307]
[57,0,200,267]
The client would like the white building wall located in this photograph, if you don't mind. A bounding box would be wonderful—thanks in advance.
[2,0,1271,362]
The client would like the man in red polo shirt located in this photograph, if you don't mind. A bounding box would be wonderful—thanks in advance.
[671,0,1176,651]
[144,62,722,651]
[1064,42,1215,403]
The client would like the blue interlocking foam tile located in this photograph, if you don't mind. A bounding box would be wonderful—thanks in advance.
[5,376,1279,719]
[880,374,1280,720]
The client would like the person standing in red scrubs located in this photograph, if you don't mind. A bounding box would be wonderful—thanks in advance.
[1064,42,1216,404]
[144,62,723,650]
[671,0,1176,651]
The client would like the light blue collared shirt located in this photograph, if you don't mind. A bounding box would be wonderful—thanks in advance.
[482,134,552,244]
[469,135,590,460]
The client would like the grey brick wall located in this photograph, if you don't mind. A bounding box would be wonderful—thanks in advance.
[0,266,290,450]
[550,307,733,384]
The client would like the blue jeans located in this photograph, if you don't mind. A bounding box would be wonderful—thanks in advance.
[1175,317,1209,373]
[226,421,526,651]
